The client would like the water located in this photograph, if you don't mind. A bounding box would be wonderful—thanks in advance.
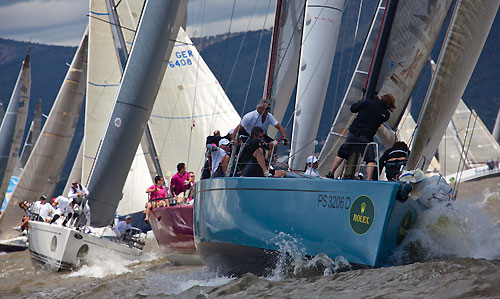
[1,196,499,298]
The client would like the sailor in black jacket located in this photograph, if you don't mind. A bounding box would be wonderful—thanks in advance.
[327,94,396,180]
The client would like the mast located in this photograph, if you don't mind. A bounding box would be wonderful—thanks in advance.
[263,0,284,102]
[289,0,344,169]
[86,0,187,227]
[0,51,30,209]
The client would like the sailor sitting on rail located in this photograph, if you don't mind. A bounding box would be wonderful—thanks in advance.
[399,169,454,207]
[304,156,320,178]
[211,138,231,177]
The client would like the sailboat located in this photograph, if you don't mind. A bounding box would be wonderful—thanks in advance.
[193,0,494,275]
[0,52,31,252]
[27,0,188,270]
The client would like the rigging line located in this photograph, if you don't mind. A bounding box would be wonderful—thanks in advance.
[187,0,206,168]
[344,0,363,96]
[455,113,477,199]
[452,110,473,192]
[219,0,237,80]
[224,0,262,97]
[242,0,273,115]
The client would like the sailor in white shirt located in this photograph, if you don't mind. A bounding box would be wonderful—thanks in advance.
[231,100,288,154]
[68,180,91,229]
[304,156,320,178]
[38,196,57,222]
[31,196,43,217]
[53,196,74,226]
[211,138,231,177]
[114,215,132,237]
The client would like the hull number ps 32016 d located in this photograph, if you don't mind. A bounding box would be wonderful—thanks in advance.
[317,195,351,210]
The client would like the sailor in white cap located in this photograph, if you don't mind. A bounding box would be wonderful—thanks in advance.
[114,215,132,237]
[399,169,454,206]
[211,138,231,177]
[304,156,320,178]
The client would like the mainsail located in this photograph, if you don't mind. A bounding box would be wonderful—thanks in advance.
[264,0,305,138]
[0,33,88,240]
[0,52,30,208]
[407,0,500,171]
[289,0,344,169]
[318,0,453,175]
[86,0,188,227]
[148,27,241,178]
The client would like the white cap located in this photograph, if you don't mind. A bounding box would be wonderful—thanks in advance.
[218,138,230,146]
[306,156,319,164]
[125,215,132,220]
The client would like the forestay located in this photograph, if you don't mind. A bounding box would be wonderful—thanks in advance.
[0,52,30,208]
[407,0,500,171]
[0,33,87,240]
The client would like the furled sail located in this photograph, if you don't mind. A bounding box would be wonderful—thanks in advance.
[0,33,87,240]
[289,0,344,170]
[19,99,42,168]
[148,27,241,179]
[86,0,188,227]
[318,0,385,175]
[407,0,500,171]
[264,0,305,138]
[0,52,30,209]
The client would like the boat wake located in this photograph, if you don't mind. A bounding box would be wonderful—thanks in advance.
[268,232,351,280]
[391,199,500,264]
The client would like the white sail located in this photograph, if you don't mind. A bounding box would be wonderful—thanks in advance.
[0,33,88,240]
[407,0,500,171]
[318,0,385,175]
[63,142,83,193]
[86,0,188,227]
[83,0,123,184]
[289,0,344,170]
[148,27,241,179]
[0,52,30,208]
[491,107,500,142]
[265,0,305,138]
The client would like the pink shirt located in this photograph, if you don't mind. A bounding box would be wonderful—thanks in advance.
[170,172,189,196]
[149,185,167,200]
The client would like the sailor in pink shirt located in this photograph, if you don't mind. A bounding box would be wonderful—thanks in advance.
[145,175,166,223]
[170,162,189,205]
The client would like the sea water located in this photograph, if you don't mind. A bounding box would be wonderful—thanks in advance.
[1,195,499,298]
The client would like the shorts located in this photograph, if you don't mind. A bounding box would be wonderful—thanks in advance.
[337,133,376,163]
[145,199,167,208]
[238,128,274,145]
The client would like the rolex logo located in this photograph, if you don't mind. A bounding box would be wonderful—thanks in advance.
[361,202,366,214]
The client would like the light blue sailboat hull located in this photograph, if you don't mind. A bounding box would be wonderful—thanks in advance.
[194,177,422,275]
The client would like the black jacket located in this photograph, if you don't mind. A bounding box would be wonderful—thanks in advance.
[348,99,390,138]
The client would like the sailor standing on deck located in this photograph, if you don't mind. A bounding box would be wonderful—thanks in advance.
[68,180,90,230]
[52,196,75,227]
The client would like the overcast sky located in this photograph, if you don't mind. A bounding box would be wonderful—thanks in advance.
[0,0,275,46]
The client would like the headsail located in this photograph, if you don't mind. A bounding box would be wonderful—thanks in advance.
[264,0,305,138]
[148,27,241,179]
[86,0,188,227]
[0,32,88,240]
[19,99,42,168]
[407,0,500,171]
[0,51,30,208]
[289,0,344,169]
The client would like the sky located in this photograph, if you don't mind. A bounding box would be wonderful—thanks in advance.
[0,0,276,46]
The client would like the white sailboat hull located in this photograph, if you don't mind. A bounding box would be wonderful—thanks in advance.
[28,221,141,271]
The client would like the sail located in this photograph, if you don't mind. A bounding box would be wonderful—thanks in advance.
[438,100,500,176]
[318,0,385,175]
[83,0,123,185]
[264,0,305,138]
[492,107,500,142]
[0,103,4,124]
[19,99,42,168]
[407,0,500,171]
[148,27,241,179]
[289,0,344,169]
[86,0,188,227]
[0,52,30,208]
[0,33,87,240]
[63,142,83,193]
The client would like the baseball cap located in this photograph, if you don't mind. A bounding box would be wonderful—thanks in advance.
[218,138,230,147]
[40,195,47,200]
[125,215,132,220]
[306,156,319,164]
